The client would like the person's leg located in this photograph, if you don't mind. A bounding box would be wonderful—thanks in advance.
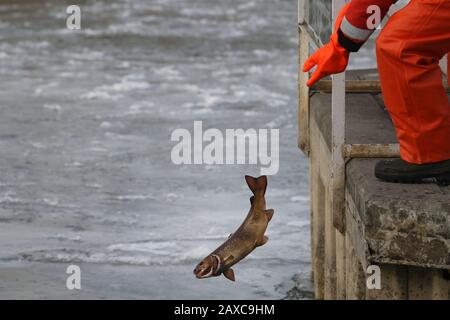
[376,0,450,164]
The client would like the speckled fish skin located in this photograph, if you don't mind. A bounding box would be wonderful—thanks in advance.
[193,176,274,282]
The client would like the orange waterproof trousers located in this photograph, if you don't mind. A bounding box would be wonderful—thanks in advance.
[376,0,450,164]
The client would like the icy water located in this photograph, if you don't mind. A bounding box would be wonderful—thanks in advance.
[0,0,378,299]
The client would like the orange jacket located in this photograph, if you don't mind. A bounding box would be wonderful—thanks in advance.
[339,0,395,51]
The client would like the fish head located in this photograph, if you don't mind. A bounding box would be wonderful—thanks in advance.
[193,254,220,279]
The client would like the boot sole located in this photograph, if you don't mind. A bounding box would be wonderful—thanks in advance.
[376,172,450,186]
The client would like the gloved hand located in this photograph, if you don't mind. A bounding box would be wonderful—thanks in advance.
[303,3,350,87]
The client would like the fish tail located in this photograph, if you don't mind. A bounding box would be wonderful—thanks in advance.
[245,175,267,196]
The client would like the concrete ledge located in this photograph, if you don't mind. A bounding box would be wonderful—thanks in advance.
[310,92,397,151]
[347,159,450,270]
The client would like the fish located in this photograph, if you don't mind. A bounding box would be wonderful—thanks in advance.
[193,175,274,282]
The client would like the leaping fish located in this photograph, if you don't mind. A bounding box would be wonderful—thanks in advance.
[193,175,274,282]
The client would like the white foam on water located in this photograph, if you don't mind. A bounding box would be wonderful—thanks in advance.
[287,220,309,228]
[29,141,46,149]
[42,197,59,207]
[89,147,108,153]
[0,192,20,204]
[237,1,257,11]
[17,40,50,49]
[82,90,121,101]
[5,242,211,266]
[107,241,177,255]
[95,215,139,227]
[82,76,150,101]
[166,193,183,202]
[244,110,258,116]
[175,245,211,263]
[115,194,155,201]
[48,234,82,242]
[33,82,59,97]
[193,108,213,115]
[290,195,309,203]
[43,104,62,112]
[122,102,155,116]
[100,121,112,128]
[154,66,183,81]
[266,114,288,128]
[85,183,102,189]
[194,234,229,240]
[180,7,237,18]
[8,250,154,266]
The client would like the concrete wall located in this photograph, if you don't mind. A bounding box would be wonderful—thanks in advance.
[308,89,450,300]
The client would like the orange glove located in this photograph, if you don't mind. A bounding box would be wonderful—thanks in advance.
[303,4,350,87]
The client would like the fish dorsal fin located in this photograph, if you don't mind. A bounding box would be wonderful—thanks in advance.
[264,209,274,221]
[223,268,235,282]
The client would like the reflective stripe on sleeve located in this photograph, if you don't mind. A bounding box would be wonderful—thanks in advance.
[340,16,374,41]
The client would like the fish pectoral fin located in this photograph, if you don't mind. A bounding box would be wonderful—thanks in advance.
[256,235,269,247]
[223,268,235,282]
[228,233,233,239]
[264,209,274,221]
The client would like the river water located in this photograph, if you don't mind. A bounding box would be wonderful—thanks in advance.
[0,0,376,299]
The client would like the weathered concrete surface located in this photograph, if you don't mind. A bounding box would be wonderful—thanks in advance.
[346,159,450,269]
[310,92,397,151]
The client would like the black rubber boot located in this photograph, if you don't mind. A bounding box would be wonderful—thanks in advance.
[374,158,450,186]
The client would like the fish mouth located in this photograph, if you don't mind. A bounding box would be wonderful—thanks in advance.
[193,255,220,279]
[194,265,213,278]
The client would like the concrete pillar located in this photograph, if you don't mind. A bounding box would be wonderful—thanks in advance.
[366,265,408,300]
[345,235,366,299]
[310,153,325,299]
[408,268,449,300]
[336,231,346,299]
